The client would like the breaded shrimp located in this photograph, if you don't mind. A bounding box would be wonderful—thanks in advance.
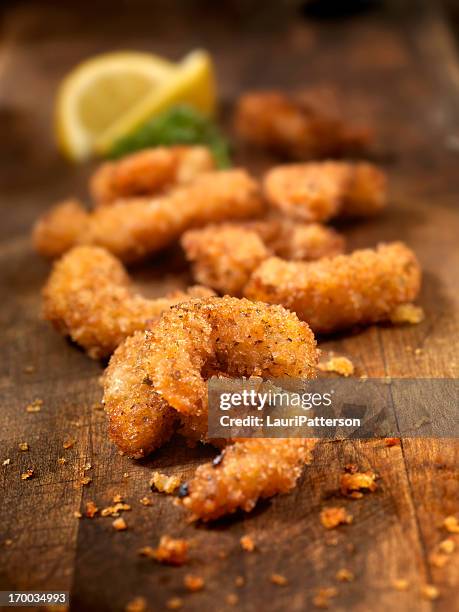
[178,438,317,521]
[102,296,318,452]
[235,90,372,159]
[32,199,89,259]
[181,219,344,296]
[244,242,421,334]
[90,146,215,206]
[33,170,264,262]
[43,245,214,359]
[264,161,387,222]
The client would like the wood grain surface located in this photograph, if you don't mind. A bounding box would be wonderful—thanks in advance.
[0,1,458,611]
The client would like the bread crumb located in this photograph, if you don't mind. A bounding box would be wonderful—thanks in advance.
[166,597,183,610]
[18,442,29,452]
[336,568,354,582]
[240,535,255,552]
[430,552,449,568]
[138,546,156,559]
[125,597,146,612]
[80,476,92,486]
[84,462,92,471]
[21,468,34,480]
[320,506,353,529]
[421,584,439,600]
[341,470,377,498]
[23,365,35,374]
[319,356,354,377]
[184,574,205,592]
[313,587,338,608]
[3,458,11,466]
[269,573,288,586]
[73,511,82,519]
[113,517,127,531]
[226,594,239,606]
[101,502,131,517]
[26,399,42,413]
[123,472,129,478]
[153,536,188,566]
[63,438,76,450]
[85,501,98,518]
[443,515,459,533]
[389,303,424,325]
[140,496,153,506]
[57,457,67,465]
[150,471,181,494]
[439,539,455,554]
[235,576,245,587]
[392,579,409,591]
[4,539,13,547]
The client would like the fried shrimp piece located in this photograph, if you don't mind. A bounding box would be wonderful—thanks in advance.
[33,170,263,262]
[32,199,89,258]
[102,296,318,454]
[90,146,215,205]
[179,438,317,521]
[264,161,387,222]
[244,242,421,334]
[43,245,214,358]
[181,219,344,295]
[234,90,372,159]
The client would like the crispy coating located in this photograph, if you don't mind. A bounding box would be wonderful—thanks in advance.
[43,245,214,358]
[244,242,421,334]
[32,199,89,258]
[235,90,372,159]
[102,297,318,454]
[90,146,215,206]
[181,219,345,295]
[179,438,317,521]
[33,170,264,262]
[264,161,387,222]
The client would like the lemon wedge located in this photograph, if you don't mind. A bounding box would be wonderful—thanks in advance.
[94,50,216,155]
[55,52,176,161]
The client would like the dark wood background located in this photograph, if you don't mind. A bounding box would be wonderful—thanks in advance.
[0,1,458,610]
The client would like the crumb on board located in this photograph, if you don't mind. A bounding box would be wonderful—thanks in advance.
[140,496,153,506]
[320,506,353,529]
[240,535,255,552]
[430,552,449,568]
[389,303,424,325]
[125,596,147,612]
[21,469,34,480]
[235,576,245,587]
[269,573,288,586]
[73,511,82,519]
[318,356,354,377]
[84,462,92,471]
[18,442,29,452]
[313,587,338,608]
[4,539,13,547]
[85,501,98,518]
[336,568,354,582]
[138,546,156,559]
[57,457,67,465]
[150,471,182,494]
[123,472,129,478]
[439,539,455,554]
[153,536,188,566]
[392,579,409,591]
[26,399,42,413]
[385,437,400,447]
[113,494,123,503]
[443,515,459,533]
[23,365,35,374]
[63,438,76,450]
[101,502,131,517]
[3,458,11,466]
[340,470,377,498]
[421,585,440,600]
[184,574,205,592]
[226,594,239,606]
[80,476,92,486]
[113,517,128,531]
[166,597,183,610]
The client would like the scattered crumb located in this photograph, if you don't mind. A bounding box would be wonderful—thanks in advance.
[153,536,188,566]
[340,470,377,498]
[140,496,153,506]
[269,573,288,586]
[389,303,424,325]
[80,476,92,486]
[443,515,459,534]
[392,579,409,591]
[73,511,82,519]
[421,584,440,600]
[4,539,13,547]
[414,347,423,356]
[240,535,255,552]
[21,469,34,480]
[226,594,239,606]
[113,494,123,503]
[184,574,205,592]
[101,502,131,517]
[313,587,338,608]
[123,472,129,478]
[23,365,35,374]
[336,568,354,582]
[83,462,92,471]
[320,507,353,529]
[319,356,354,377]
[125,597,146,612]
[26,399,42,413]
[3,458,11,466]
[63,438,76,450]
[18,442,29,452]
[113,517,127,531]
[85,501,98,518]
[138,546,156,559]
[430,552,449,568]
[150,471,181,494]
[385,437,400,447]
[57,457,67,465]
[235,576,245,587]
[166,597,183,610]
[439,539,455,554]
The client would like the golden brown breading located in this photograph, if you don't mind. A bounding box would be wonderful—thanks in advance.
[33,170,264,262]
[181,219,345,296]
[32,199,89,258]
[43,245,214,358]
[244,242,421,334]
[234,90,372,159]
[90,146,215,206]
[263,161,387,222]
[179,438,317,521]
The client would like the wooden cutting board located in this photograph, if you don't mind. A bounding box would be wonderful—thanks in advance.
[0,1,457,610]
